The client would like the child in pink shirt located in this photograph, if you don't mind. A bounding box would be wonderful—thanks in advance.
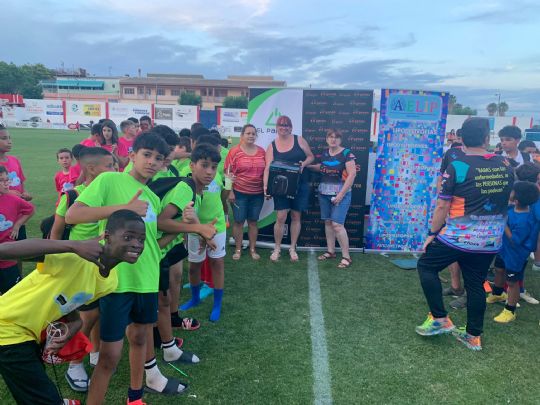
[0,124,31,201]
[54,148,78,195]
[117,120,137,170]
[0,166,34,293]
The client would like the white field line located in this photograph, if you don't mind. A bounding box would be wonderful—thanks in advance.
[308,252,333,405]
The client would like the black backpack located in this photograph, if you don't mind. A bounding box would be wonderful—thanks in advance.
[40,189,79,239]
[147,176,197,218]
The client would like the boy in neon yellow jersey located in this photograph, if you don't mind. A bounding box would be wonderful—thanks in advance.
[66,133,185,404]
[0,210,145,405]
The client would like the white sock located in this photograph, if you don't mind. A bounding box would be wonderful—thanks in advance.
[145,358,167,392]
[145,357,186,393]
[89,352,99,366]
[162,339,183,362]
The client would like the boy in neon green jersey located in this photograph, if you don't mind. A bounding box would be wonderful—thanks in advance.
[181,133,227,322]
[51,147,115,392]
[66,133,185,404]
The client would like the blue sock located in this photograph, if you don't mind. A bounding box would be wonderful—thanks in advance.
[180,284,201,311]
[209,288,223,322]
[128,387,144,402]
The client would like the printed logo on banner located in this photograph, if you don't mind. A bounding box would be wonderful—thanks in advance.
[156,108,173,120]
[71,104,79,113]
[265,108,283,127]
[83,104,102,117]
[387,94,442,121]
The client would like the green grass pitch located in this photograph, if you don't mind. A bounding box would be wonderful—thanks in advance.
[1,128,540,404]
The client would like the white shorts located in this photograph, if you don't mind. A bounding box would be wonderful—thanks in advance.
[187,231,227,263]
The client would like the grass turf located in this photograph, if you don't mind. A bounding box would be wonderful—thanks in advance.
[1,128,540,404]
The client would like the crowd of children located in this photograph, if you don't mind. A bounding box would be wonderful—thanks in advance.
[0,119,228,404]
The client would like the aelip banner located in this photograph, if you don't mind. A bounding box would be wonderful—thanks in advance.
[366,89,449,252]
[248,88,372,248]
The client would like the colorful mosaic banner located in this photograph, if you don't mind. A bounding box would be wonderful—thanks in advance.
[366,89,449,251]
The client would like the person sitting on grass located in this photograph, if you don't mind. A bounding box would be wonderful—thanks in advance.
[0,210,146,405]
[486,181,539,323]
[0,165,34,294]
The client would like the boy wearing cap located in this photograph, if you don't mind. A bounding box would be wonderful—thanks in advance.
[415,117,514,351]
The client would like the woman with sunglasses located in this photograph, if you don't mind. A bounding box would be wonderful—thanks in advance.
[263,115,314,262]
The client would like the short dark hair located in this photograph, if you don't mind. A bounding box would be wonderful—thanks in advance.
[120,120,135,132]
[105,209,144,233]
[132,132,170,157]
[179,128,191,138]
[513,181,539,207]
[177,136,192,152]
[91,123,102,135]
[72,144,87,159]
[499,125,522,140]
[516,162,540,183]
[191,143,221,164]
[79,147,112,164]
[220,138,229,148]
[519,140,537,152]
[101,120,119,143]
[460,117,490,147]
[140,115,152,124]
[191,127,210,141]
[151,125,179,147]
[191,122,203,133]
[196,134,220,147]
[0,166,7,175]
[209,130,222,143]
[57,148,73,159]
[127,117,139,124]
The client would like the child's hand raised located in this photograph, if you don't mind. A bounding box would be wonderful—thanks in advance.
[125,190,148,217]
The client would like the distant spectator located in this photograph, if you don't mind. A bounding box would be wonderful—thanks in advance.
[499,125,532,167]
[139,115,152,133]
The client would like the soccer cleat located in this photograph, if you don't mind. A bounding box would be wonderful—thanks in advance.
[415,313,455,336]
[452,327,482,351]
[520,291,539,304]
[63,400,81,405]
[127,400,146,405]
[486,292,507,304]
[494,308,516,323]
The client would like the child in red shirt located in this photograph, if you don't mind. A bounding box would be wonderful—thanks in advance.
[0,124,31,201]
[117,120,137,169]
[54,148,78,195]
[0,166,34,293]
[80,123,104,147]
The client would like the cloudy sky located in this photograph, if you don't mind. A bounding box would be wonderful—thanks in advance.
[3,0,540,115]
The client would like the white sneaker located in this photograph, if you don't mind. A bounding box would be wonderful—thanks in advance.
[532,263,540,272]
[65,364,89,392]
[520,291,540,305]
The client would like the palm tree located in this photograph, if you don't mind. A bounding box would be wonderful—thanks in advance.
[486,103,498,116]
[498,102,509,116]
[449,94,457,114]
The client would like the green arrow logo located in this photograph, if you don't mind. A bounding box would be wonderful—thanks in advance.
[265,107,282,127]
